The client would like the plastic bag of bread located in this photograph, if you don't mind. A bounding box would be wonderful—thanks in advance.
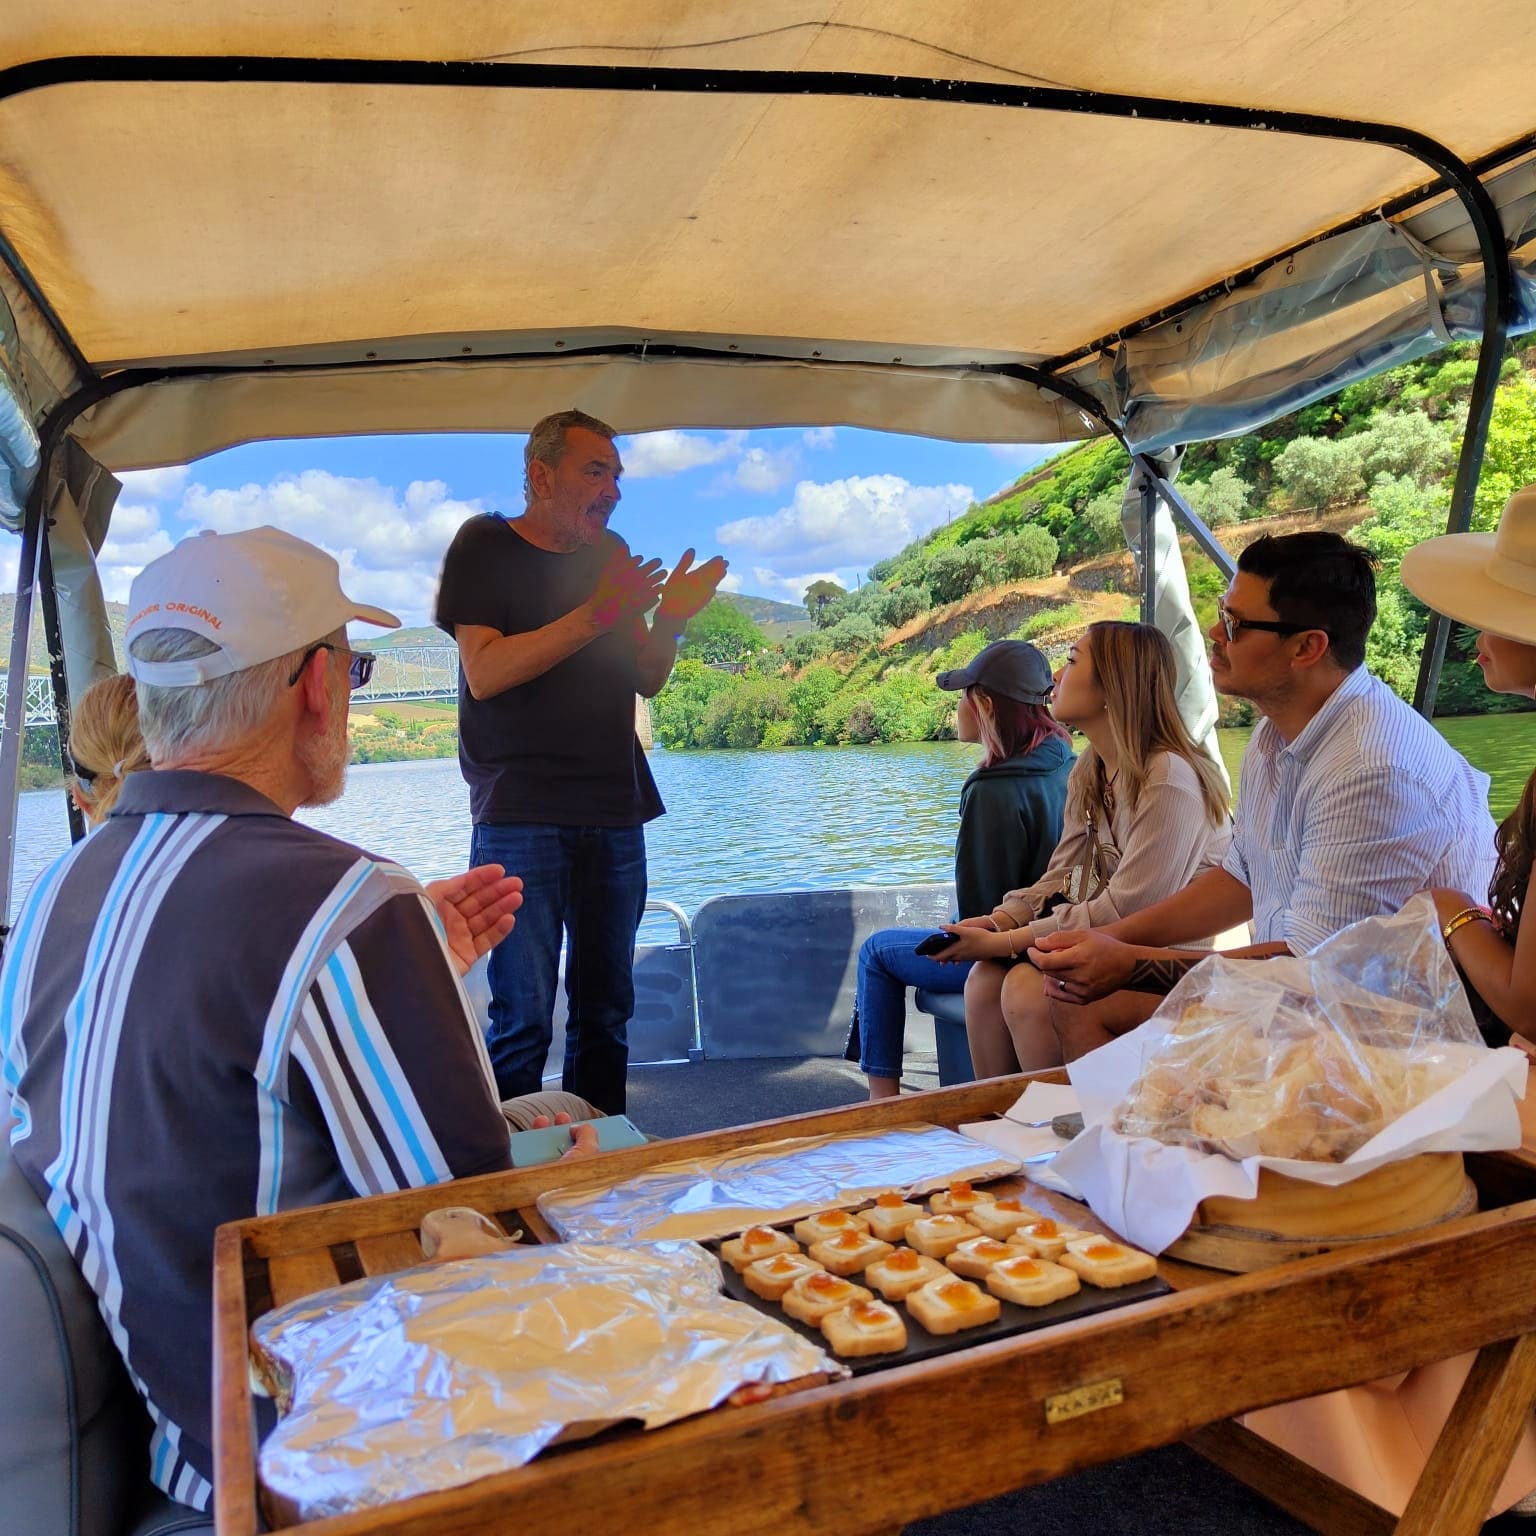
[1111,897,1484,1163]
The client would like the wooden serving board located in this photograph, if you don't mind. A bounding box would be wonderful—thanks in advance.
[1168,1154,1477,1272]
[211,1077,1536,1536]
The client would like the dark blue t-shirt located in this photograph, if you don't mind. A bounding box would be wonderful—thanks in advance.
[435,514,664,827]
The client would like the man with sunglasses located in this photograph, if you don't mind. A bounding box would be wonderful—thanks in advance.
[1024,531,1497,1045]
[0,526,580,1514]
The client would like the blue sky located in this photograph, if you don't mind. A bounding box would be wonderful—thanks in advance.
[4,427,1053,628]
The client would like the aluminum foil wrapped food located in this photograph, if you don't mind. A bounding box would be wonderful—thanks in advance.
[252,1240,839,1522]
[538,1123,1023,1242]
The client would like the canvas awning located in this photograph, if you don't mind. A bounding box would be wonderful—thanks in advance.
[3,3,1536,902]
[0,2,1534,480]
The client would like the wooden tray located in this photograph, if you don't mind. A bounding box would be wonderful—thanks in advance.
[1166,1152,1477,1272]
[213,1077,1536,1536]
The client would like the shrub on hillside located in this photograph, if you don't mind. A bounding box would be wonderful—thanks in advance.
[681,599,767,664]
[1356,410,1455,486]
[874,582,930,628]
[825,612,880,651]
[1184,465,1253,526]
[788,664,841,743]
[784,629,833,665]
[923,543,990,603]
[651,658,737,748]
[933,628,990,672]
[699,677,791,749]
[987,525,1059,581]
[1078,490,1125,556]
[868,672,950,742]
[1013,603,1083,640]
[1273,435,1366,507]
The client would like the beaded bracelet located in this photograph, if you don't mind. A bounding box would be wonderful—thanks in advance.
[1442,906,1494,942]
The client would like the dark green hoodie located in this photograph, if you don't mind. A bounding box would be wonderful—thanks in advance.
[953,733,1073,919]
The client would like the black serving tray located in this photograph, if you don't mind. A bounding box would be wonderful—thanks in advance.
[714,1240,1170,1376]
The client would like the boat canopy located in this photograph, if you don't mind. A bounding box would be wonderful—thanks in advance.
[2,4,1536,911]
[1,2,1534,493]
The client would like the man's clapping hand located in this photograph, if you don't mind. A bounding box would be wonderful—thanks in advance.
[590,547,667,629]
[425,865,523,977]
[656,548,729,626]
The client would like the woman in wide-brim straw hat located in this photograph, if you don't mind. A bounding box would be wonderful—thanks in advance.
[1400,481,1536,1046]
[1240,484,1536,1522]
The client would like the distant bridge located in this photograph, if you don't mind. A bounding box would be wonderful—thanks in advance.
[0,647,461,729]
[0,674,63,727]
[354,645,459,704]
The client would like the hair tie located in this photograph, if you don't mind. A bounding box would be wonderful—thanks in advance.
[112,758,127,778]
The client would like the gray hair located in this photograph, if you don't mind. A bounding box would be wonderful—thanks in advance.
[523,408,617,503]
[130,627,342,762]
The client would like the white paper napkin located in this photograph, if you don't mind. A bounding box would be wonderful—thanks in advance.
[1052,1022,1527,1253]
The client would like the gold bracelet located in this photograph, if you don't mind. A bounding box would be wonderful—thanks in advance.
[1443,907,1493,942]
[1007,928,1020,959]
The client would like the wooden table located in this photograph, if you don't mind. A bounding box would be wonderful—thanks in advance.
[213,1077,1536,1536]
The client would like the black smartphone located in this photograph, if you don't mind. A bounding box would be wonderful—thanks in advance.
[913,931,954,957]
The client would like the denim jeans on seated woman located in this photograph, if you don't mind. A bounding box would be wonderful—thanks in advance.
[854,927,971,1079]
[468,821,648,1115]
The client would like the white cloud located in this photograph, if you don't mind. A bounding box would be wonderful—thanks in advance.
[743,566,850,605]
[802,427,836,450]
[173,470,487,625]
[717,570,744,593]
[97,503,174,600]
[115,465,189,500]
[715,474,973,608]
[618,429,745,479]
[717,473,973,571]
[709,445,800,496]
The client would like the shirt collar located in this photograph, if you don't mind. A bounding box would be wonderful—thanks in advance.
[1278,665,1373,763]
[110,769,290,820]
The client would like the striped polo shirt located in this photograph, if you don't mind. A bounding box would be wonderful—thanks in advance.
[1,771,513,1511]
[1223,665,1498,952]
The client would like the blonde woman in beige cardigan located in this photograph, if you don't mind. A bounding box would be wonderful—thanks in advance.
[930,621,1230,1073]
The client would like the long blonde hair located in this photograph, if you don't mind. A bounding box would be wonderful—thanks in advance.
[1066,621,1229,830]
[69,673,149,821]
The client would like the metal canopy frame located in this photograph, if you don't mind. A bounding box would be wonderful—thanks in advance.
[0,53,1520,930]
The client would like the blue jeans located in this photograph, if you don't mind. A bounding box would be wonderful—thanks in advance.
[853,927,972,1079]
[469,822,648,1114]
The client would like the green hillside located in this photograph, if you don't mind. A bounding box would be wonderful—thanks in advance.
[653,336,1536,750]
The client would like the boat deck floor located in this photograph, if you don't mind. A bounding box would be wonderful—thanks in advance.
[618,1054,1307,1535]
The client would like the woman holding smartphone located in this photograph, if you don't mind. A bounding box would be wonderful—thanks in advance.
[934,620,1231,1075]
[848,640,1072,1099]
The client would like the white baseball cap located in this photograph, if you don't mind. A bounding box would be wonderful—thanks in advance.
[125,526,400,687]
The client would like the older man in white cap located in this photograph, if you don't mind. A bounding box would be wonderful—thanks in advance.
[0,526,588,1516]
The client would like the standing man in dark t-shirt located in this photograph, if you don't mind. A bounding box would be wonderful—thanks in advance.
[436,409,727,1111]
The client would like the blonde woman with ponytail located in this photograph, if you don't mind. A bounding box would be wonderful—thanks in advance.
[68,673,150,826]
[936,621,1231,1072]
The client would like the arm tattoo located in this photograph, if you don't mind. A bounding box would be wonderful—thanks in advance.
[1124,955,1205,995]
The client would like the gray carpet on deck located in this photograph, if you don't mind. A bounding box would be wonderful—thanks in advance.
[621,1055,1313,1536]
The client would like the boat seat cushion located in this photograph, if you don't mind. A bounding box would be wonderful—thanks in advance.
[913,988,975,1086]
[0,1130,151,1536]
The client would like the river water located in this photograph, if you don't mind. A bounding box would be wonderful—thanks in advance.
[9,714,1535,925]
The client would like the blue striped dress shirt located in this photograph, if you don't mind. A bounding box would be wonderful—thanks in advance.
[1223,666,1497,952]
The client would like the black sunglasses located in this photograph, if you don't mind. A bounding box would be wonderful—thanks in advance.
[287,642,376,691]
[1216,604,1319,643]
